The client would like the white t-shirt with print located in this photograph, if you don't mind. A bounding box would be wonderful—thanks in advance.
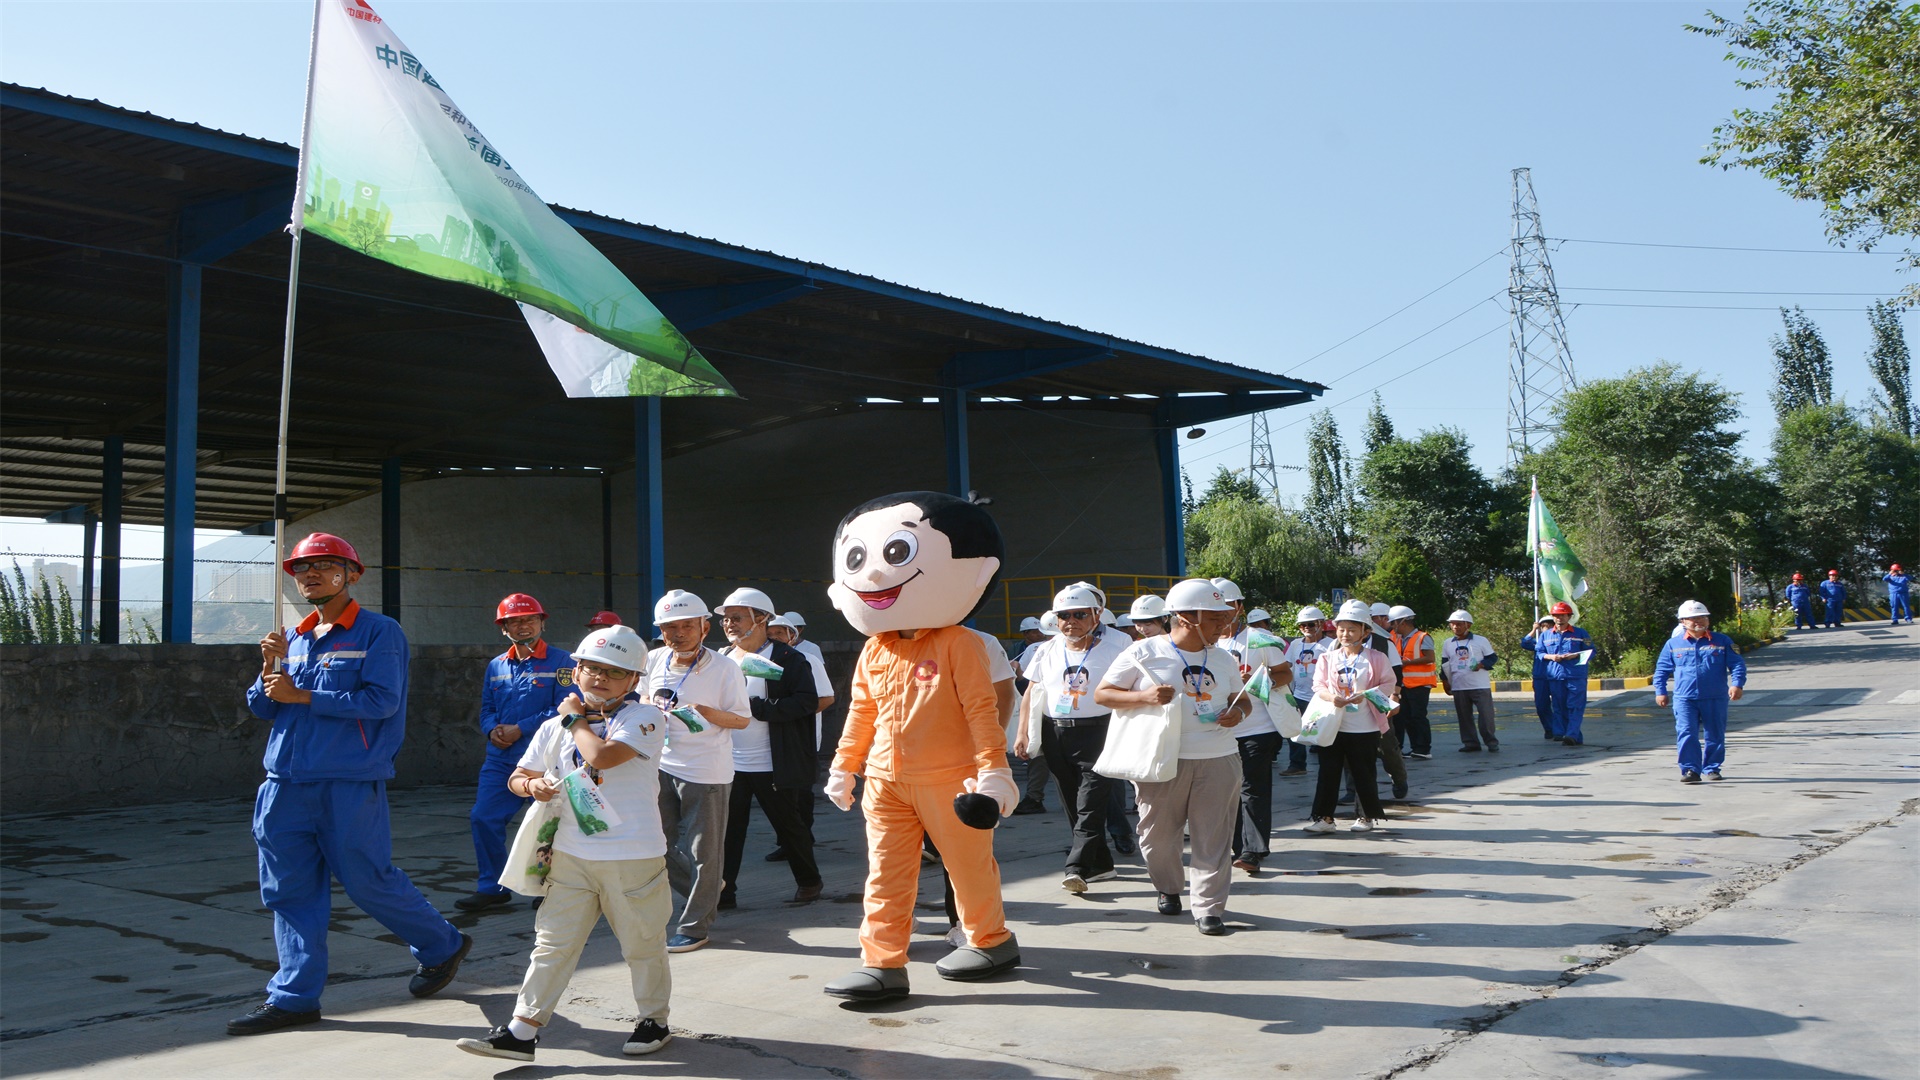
[646,647,750,786]
[1032,629,1131,720]
[725,642,780,772]
[1323,648,1392,733]
[1283,636,1330,703]
[517,699,668,861]
[1218,629,1286,738]
[969,628,1017,683]
[1106,636,1244,760]
[1441,634,1497,693]
[794,638,831,752]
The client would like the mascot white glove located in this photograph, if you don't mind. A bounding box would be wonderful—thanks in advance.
[962,767,1020,817]
[825,768,857,812]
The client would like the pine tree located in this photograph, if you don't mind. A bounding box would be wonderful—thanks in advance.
[1769,305,1833,418]
[1303,409,1355,550]
[1866,301,1913,436]
[1364,392,1397,454]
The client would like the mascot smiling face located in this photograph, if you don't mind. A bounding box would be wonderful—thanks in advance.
[829,491,1003,636]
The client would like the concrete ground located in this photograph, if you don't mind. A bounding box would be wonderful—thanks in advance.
[3,621,1915,1079]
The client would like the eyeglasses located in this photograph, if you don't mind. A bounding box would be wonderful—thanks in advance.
[576,663,633,681]
[718,611,760,624]
[1056,609,1093,621]
[288,560,346,574]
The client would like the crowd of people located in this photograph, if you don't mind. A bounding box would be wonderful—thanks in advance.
[230,529,1760,1060]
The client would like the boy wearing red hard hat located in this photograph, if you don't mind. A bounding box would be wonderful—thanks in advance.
[458,593,575,911]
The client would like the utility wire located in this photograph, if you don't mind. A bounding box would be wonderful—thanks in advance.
[1281,249,1505,377]
[1547,236,1904,256]
[1561,287,1891,296]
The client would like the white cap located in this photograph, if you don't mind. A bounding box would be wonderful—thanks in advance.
[781,610,807,628]
[1040,611,1061,635]
[1019,616,1043,632]
[1099,608,1117,625]
[1129,594,1167,620]
[1447,609,1474,624]
[1246,608,1272,624]
[1677,599,1711,619]
[1067,580,1108,607]
[1296,605,1326,624]
[1051,583,1105,614]
[653,589,710,623]
[1335,599,1374,625]
[720,587,775,614]
[1210,577,1245,603]
[1115,615,1134,628]
[1369,602,1391,618]
[769,613,798,630]
[1388,605,1416,623]
[1166,578,1234,612]
[573,625,648,673]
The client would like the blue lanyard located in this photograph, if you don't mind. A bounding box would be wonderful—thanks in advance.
[665,647,704,702]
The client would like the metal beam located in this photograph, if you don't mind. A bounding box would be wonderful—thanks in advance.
[943,346,1114,391]
[1155,401,1187,578]
[634,398,665,620]
[600,472,615,612]
[649,276,820,331]
[940,383,970,497]
[381,457,402,620]
[1,86,299,167]
[1157,391,1317,428]
[101,436,122,644]
[160,264,200,643]
[178,184,296,265]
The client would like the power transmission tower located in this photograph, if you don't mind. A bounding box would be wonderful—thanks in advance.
[1505,167,1577,466]
[1248,410,1280,504]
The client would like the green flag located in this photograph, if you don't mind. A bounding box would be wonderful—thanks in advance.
[1244,665,1274,704]
[1529,480,1589,606]
[300,0,734,397]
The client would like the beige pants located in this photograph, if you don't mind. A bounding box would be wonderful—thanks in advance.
[515,850,671,1025]
[1135,753,1242,919]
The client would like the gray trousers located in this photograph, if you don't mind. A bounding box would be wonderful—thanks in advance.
[1453,688,1498,748]
[1136,754,1242,920]
[658,773,730,939]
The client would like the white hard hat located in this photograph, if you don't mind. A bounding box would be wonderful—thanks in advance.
[781,610,807,627]
[1388,605,1416,623]
[1115,614,1134,628]
[1019,616,1043,632]
[1067,580,1108,607]
[1210,578,1245,603]
[1051,583,1105,614]
[1099,608,1117,626]
[1447,609,1474,624]
[1336,600,1375,625]
[573,625,648,673]
[1676,600,1711,619]
[1245,608,1272,624]
[769,613,798,630]
[1166,578,1234,612]
[1369,602,1391,618]
[653,589,710,623]
[1040,611,1061,635]
[1295,605,1326,624]
[1129,594,1168,620]
[720,587,775,614]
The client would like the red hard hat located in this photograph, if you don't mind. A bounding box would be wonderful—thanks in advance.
[1828,569,1840,576]
[495,593,546,624]
[1892,564,1904,574]
[586,610,622,629]
[283,532,362,575]
[1792,572,1804,581]
[1550,601,1573,615]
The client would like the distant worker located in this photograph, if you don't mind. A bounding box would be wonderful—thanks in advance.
[1784,573,1814,631]
[460,593,575,912]
[1654,600,1748,784]
[1437,610,1498,758]
[1217,589,1289,875]
[1884,564,1911,626]
[765,612,834,862]
[1536,602,1590,747]
[587,610,623,631]
[1361,603,1409,799]
[1519,615,1556,738]
[1130,594,1171,638]
[1278,607,1330,775]
[1818,570,1847,628]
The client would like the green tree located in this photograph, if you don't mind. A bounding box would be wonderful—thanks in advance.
[1463,576,1535,679]
[1195,466,1264,509]
[1691,0,1920,304]
[1357,427,1521,604]
[1303,409,1355,550]
[1866,300,1914,435]
[1363,392,1396,454]
[1186,496,1355,609]
[1351,541,1446,626]
[1772,403,1879,575]
[1864,423,1920,566]
[1770,306,1834,417]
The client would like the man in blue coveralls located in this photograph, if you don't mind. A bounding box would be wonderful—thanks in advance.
[1536,602,1592,746]
[1885,563,1911,625]
[231,532,471,1036]
[457,593,574,911]
[1654,600,1748,784]
[1519,615,1556,739]
[1818,569,1847,628]
[1784,572,1814,631]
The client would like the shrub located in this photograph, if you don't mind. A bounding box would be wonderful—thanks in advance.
[1611,646,1655,678]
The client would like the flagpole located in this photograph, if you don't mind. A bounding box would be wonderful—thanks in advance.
[272,0,325,647]
[1529,475,1540,626]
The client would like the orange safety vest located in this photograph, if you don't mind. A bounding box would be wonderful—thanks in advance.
[1396,629,1437,688]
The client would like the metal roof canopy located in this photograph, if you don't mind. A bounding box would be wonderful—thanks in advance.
[2,83,1323,532]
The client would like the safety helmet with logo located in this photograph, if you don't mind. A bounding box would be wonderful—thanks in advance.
[1039,611,1061,635]
[573,625,648,673]
[1447,609,1474,625]
[720,587,775,615]
[780,611,808,628]
[495,593,546,625]
[1066,580,1108,607]
[586,610,622,629]
[1368,602,1391,619]
[1115,614,1135,628]
[1791,572,1805,582]
[1051,583,1105,615]
[769,613,798,630]
[1129,594,1168,621]
[282,532,363,575]
[1676,600,1711,620]
[1550,601,1574,616]
[1334,599,1374,626]
[1245,608,1272,625]
[1210,578,1245,603]
[1019,616,1043,632]
[1165,578,1233,612]
[1295,605,1326,625]
[653,589,710,624]
[1387,605,1416,624]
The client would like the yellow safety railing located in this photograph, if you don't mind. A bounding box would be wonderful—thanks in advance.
[978,574,1180,640]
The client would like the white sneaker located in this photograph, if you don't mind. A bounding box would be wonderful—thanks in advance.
[1086,869,1118,883]
[1350,819,1374,833]
[1303,820,1336,834]
[1062,874,1088,893]
[944,925,967,947]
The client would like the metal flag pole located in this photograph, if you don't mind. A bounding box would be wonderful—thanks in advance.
[1529,475,1541,626]
[272,0,325,648]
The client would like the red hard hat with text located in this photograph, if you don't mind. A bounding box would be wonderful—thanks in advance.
[586,610,622,628]
[495,593,547,624]
[282,533,362,575]
[1550,601,1573,615]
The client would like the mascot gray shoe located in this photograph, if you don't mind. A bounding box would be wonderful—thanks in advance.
[935,933,1020,981]
[823,966,910,1002]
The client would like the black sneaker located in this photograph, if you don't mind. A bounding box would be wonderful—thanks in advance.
[227,1001,320,1037]
[764,846,790,862]
[1112,833,1136,855]
[1157,892,1182,916]
[717,891,737,910]
[1703,770,1724,781]
[409,932,472,998]
[1012,799,1046,815]
[454,890,514,911]
[455,1023,536,1061]
[1392,780,1408,800]
[623,1018,671,1056]
[1680,771,1701,784]
[1459,745,1482,753]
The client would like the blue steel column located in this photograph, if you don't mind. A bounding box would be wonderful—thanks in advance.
[381,457,402,619]
[634,398,665,616]
[79,509,96,642]
[940,383,971,497]
[1155,403,1186,577]
[100,437,123,643]
[161,264,202,643]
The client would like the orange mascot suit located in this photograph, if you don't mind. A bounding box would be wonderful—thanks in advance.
[820,492,1021,1002]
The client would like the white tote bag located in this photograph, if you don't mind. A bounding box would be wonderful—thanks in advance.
[1292,696,1343,747]
[1095,653,1188,783]
[503,793,561,897]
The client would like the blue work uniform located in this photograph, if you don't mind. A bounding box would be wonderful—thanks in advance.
[1654,631,1748,777]
[1536,625,1592,744]
[469,639,575,896]
[245,601,464,1014]
[1817,578,1846,627]
[1519,632,1553,738]
[1784,583,1813,630]
[1885,573,1911,624]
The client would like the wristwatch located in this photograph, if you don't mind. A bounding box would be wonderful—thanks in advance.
[561,713,578,730]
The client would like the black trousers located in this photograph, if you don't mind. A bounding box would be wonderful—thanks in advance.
[1041,716,1115,877]
[1313,731,1385,821]
[1396,686,1433,755]
[1233,731,1282,860]
[721,770,821,895]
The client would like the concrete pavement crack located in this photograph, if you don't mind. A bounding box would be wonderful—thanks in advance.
[1374,797,1918,1079]
[677,1029,860,1078]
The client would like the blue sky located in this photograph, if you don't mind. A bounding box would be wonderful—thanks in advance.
[2,0,1909,563]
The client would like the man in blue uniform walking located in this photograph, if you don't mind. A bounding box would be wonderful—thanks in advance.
[1885,564,1911,625]
[1818,569,1847,628]
[458,593,574,911]
[1783,573,1814,631]
[1654,600,1748,783]
[1519,615,1556,738]
[232,532,470,1035]
[1536,602,1592,746]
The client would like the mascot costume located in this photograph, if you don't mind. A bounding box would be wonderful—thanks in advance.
[821,492,1021,1002]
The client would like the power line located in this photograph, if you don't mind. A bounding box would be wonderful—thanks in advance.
[1561,287,1891,296]
[1566,301,1878,312]
[1547,236,1904,256]
[1282,249,1505,377]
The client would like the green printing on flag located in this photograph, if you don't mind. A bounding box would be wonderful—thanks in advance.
[737,655,784,680]
[1529,487,1589,606]
[1245,666,1273,704]
[1361,688,1397,713]
[670,706,705,732]
[560,766,622,835]
[1245,628,1286,649]
[300,0,735,398]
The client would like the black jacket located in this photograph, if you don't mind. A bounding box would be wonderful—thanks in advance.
[741,638,820,790]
